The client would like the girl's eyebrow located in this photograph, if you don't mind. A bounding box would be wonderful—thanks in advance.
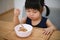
[33,9,38,11]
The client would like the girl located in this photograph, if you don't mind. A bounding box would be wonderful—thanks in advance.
[14,0,56,35]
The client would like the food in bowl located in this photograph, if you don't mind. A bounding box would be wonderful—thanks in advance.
[18,26,27,32]
[14,24,33,37]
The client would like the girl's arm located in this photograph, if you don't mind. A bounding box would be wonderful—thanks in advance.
[14,9,26,26]
[46,19,56,31]
[13,16,20,26]
[14,16,27,26]
[43,19,57,35]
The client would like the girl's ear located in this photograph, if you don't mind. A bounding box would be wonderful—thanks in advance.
[40,7,44,13]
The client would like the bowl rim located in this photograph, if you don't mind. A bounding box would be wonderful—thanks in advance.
[14,24,33,33]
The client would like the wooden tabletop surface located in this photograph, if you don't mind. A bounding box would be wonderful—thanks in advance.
[0,21,60,40]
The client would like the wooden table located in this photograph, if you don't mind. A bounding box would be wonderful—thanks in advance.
[0,21,60,40]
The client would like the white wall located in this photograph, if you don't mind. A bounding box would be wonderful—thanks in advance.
[45,0,60,30]
[45,0,60,8]
[0,0,14,14]
[14,0,26,21]
[0,0,3,14]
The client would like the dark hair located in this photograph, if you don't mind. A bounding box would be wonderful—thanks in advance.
[25,0,50,16]
[45,5,50,16]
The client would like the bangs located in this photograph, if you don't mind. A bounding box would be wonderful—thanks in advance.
[25,0,42,11]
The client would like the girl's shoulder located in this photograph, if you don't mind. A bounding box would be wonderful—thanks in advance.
[42,16,48,22]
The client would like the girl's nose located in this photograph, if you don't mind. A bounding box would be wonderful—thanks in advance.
[30,12,34,16]
[30,13,34,16]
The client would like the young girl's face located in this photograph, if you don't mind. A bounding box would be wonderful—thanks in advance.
[26,9,41,20]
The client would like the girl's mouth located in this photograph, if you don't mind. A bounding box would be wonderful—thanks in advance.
[28,16,35,19]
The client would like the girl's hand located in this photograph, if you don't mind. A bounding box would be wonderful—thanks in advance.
[43,28,53,35]
[14,9,20,17]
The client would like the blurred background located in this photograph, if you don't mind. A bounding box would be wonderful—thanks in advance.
[45,0,60,30]
[0,0,60,30]
[0,0,14,21]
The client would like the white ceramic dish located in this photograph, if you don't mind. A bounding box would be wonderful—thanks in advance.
[14,24,33,37]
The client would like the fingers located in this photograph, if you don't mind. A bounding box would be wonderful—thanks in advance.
[14,9,20,16]
[43,30,50,35]
[14,9,20,14]
[43,28,50,35]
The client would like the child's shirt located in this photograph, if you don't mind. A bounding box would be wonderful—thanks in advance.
[26,17,48,28]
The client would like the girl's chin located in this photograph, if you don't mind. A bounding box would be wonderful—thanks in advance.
[28,17,36,20]
[29,17,34,19]
[30,18,37,20]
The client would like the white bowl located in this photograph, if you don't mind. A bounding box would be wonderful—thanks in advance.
[14,24,33,37]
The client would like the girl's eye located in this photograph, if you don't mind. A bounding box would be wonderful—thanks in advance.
[26,10,31,12]
[33,11,37,13]
[26,9,30,12]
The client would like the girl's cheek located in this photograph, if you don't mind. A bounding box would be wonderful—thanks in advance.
[26,13,30,17]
